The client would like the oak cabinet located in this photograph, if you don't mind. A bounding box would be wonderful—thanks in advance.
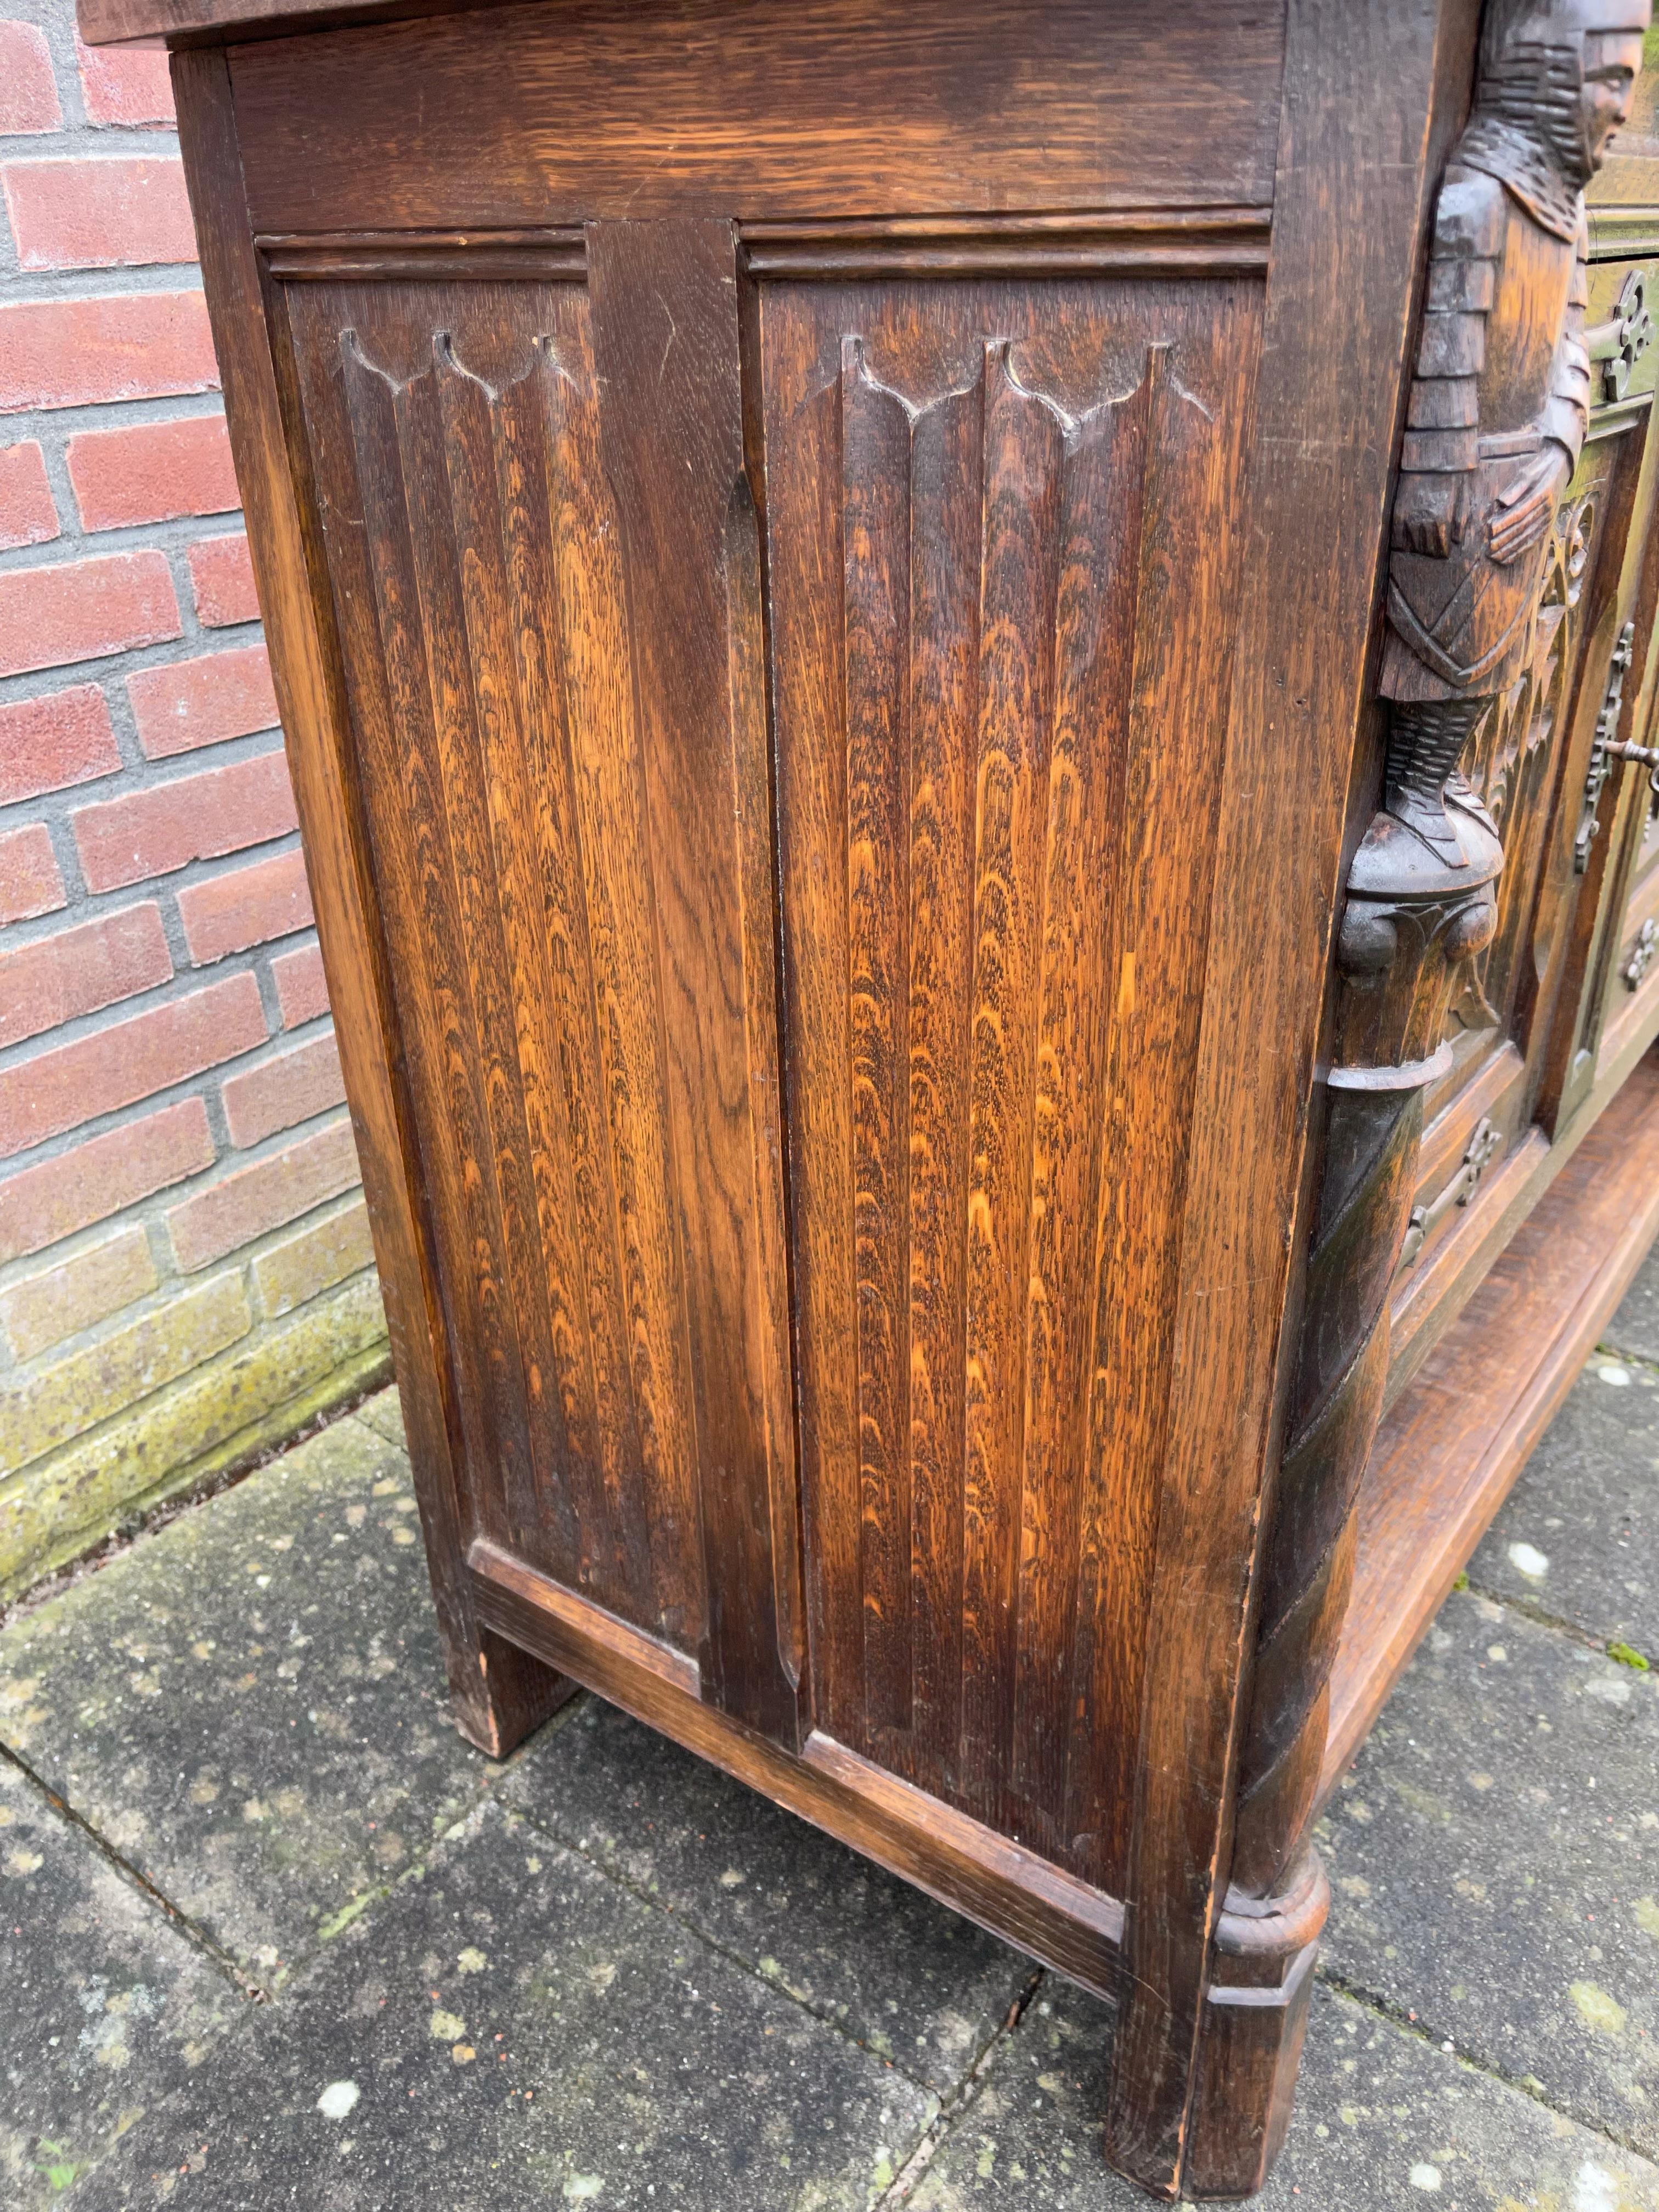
[80,0,1659,2194]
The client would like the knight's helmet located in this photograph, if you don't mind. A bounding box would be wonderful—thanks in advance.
[1461,0,1651,234]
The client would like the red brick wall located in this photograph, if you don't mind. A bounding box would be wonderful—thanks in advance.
[0,7,385,1597]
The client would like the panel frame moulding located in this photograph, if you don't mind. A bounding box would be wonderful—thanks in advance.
[258,228,588,280]
[738,206,1273,279]
[467,1536,1130,2000]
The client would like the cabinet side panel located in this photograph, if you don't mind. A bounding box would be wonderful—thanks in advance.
[283,278,708,1654]
[172,48,569,1757]
[764,278,1262,1891]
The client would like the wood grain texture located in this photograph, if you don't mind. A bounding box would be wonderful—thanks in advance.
[585,221,804,1742]
[82,0,479,46]
[261,229,588,281]
[467,1538,1128,2001]
[763,278,1260,1889]
[741,210,1272,281]
[283,279,706,1647]
[170,46,573,1754]
[280,238,808,1739]
[1103,1,1482,2194]
[227,0,1286,234]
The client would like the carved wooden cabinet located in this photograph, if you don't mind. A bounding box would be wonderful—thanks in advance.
[80,0,1659,2194]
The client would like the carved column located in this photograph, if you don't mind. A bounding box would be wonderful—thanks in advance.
[1184,803,1500,2198]
[1177,4,1654,2194]
[1178,4,1648,2190]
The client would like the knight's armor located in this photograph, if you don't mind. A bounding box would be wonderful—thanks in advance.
[1378,0,1637,865]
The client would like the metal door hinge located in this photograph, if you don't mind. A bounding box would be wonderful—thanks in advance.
[1576,620,1640,873]
[1399,1116,1503,1271]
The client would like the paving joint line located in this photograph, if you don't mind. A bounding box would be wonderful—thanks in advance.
[1594,1337,1659,1376]
[0,1736,269,2005]
[1316,1963,1655,2165]
[874,1966,1048,2205]
[504,1792,970,2099]
[239,1710,592,1996]
[1460,1570,1632,1657]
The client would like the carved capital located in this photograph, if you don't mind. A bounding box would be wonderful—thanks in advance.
[1333,799,1504,1077]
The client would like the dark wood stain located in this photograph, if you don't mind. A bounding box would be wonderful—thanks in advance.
[150,0,1659,2197]
[227,0,1286,234]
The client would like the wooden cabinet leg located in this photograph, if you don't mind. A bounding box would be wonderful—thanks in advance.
[1184,1854,1329,2199]
[1107,775,1504,2200]
[449,1619,579,1762]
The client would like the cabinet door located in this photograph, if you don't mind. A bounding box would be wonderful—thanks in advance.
[280,255,804,1743]
[1386,247,1659,1320]
[762,273,1261,1891]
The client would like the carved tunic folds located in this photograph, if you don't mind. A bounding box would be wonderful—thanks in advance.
[1382,171,1591,703]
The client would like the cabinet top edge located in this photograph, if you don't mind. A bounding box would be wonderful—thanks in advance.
[78,0,517,48]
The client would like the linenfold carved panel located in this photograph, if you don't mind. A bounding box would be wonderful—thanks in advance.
[762,281,1261,1889]
[284,283,706,1652]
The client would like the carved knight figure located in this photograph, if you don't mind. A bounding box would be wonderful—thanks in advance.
[1379,0,1649,868]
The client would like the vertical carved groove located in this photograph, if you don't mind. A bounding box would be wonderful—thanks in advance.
[843,337,917,1741]
[960,340,1064,1814]
[292,297,704,1654]
[904,363,981,1787]
[813,321,1244,1861]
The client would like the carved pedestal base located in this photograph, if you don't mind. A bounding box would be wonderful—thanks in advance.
[1184,1854,1331,2199]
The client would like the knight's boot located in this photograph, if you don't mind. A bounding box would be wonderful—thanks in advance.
[1384,698,1488,865]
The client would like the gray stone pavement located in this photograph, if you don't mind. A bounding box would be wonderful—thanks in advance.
[2,1257,1657,2209]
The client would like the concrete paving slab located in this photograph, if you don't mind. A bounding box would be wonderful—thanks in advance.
[66,1796,936,2212]
[907,1975,1659,2210]
[1320,1587,1659,2159]
[1605,1244,1659,1369]
[504,1693,1035,2094]
[0,1413,496,1989]
[0,1754,244,2212]
[353,1386,408,1452]
[1469,1361,1659,1663]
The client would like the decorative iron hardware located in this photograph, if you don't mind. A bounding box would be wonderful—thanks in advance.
[1576,620,1640,873]
[1587,268,1656,405]
[1624,917,1658,991]
[1399,1116,1503,1271]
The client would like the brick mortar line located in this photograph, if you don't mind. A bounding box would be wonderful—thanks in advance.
[0,1069,350,1218]
[1314,1962,1659,2169]
[504,1779,997,2103]
[0,1190,372,1393]
[0,1372,388,1628]
[0,1733,267,2001]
